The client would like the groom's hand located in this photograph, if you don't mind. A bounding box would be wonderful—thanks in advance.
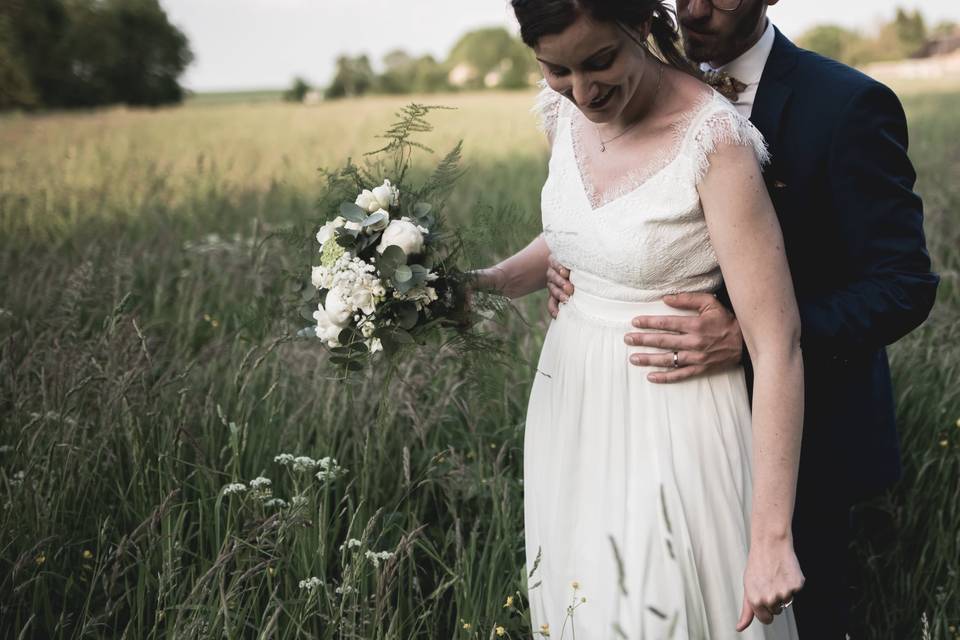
[625,293,743,383]
[546,254,574,319]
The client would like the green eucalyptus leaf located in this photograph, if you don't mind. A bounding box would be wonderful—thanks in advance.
[381,244,407,267]
[340,202,367,222]
[299,305,316,321]
[393,264,413,283]
[396,302,419,330]
[389,327,415,344]
[363,210,388,228]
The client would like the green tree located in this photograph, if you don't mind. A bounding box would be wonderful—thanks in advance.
[284,76,311,102]
[798,24,862,63]
[446,27,537,90]
[3,0,192,109]
[325,54,376,99]
[893,7,927,58]
[0,11,37,108]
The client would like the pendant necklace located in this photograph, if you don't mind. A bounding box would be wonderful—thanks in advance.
[596,62,664,152]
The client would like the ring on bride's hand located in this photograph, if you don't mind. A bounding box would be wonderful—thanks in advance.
[672,351,680,368]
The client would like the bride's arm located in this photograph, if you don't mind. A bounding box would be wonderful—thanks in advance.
[697,142,805,628]
[472,233,551,300]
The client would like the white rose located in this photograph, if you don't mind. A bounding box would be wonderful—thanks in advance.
[316,216,346,246]
[313,305,344,345]
[349,288,377,315]
[371,179,399,209]
[355,190,379,213]
[367,337,383,353]
[311,266,327,289]
[324,285,354,326]
[376,218,424,255]
[344,220,363,233]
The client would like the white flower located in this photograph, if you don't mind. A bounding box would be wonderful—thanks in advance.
[299,577,323,592]
[364,549,395,568]
[339,537,362,552]
[324,285,354,326]
[293,456,319,472]
[274,454,295,465]
[316,216,346,246]
[264,498,288,508]
[367,337,383,353]
[222,482,247,496]
[376,217,425,256]
[313,305,345,346]
[250,477,272,490]
[344,220,363,233]
[335,584,354,595]
[315,457,347,482]
[356,179,399,213]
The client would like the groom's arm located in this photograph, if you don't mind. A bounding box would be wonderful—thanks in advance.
[797,82,938,357]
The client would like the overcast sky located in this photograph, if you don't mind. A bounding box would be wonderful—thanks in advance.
[161,0,960,92]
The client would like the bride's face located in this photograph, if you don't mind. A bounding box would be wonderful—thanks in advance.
[533,12,652,124]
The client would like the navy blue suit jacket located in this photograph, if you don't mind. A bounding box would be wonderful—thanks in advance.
[720,28,939,503]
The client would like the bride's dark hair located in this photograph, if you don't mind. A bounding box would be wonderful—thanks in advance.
[511,0,695,74]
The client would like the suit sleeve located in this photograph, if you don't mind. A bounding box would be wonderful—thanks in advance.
[796,82,938,356]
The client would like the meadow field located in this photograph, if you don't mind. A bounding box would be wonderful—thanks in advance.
[0,87,957,639]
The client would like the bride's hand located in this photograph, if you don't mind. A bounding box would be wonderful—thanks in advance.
[546,253,574,318]
[736,536,804,631]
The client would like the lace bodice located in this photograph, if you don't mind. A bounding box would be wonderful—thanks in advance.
[532,79,770,302]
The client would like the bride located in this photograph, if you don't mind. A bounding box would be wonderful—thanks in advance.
[471,1,804,637]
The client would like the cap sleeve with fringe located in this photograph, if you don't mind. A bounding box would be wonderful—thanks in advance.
[531,78,565,145]
[683,93,771,186]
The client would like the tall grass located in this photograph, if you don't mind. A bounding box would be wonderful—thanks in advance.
[0,89,956,638]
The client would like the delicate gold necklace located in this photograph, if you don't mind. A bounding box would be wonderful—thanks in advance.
[596,62,664,152]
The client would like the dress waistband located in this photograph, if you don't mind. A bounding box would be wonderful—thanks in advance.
[564,287,699,329]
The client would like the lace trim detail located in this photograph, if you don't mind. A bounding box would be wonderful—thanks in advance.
[686,98,771,185]
[569,90,717,211]
[531,78,563,144]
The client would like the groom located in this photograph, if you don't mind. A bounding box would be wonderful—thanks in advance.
[544,0,939,636]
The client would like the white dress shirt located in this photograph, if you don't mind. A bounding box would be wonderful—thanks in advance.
[700,19,776,117]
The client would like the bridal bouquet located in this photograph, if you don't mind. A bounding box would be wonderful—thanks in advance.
[300,104,506,372]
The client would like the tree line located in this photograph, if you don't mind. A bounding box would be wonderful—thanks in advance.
[289,27,539,102]
[0,0,192,110]
[799,8,957,68]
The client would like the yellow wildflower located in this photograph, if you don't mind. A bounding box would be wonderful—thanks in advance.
[35,553,46,566]
[503,595,514,608]
[462,622,471,629]
[268,566,276,576]
[940,439,949,448]
[82,549,93,560]
[570,580,580,590]
[211,319,220,328]
[495,626,506,636]
[540,622,551,637]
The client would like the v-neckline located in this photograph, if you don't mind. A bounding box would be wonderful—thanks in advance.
[566,91,719,214]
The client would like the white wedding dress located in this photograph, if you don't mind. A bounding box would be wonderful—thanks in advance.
[522,81,800,640]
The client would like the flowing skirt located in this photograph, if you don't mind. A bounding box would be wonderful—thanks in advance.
[523,287,799,639]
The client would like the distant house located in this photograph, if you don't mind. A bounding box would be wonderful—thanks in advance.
[448,63,478,88]
[914,33,960,58]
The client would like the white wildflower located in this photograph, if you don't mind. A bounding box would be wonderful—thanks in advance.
[264,498,288,508]
[274,453,295,466]
[299,577,323,592]
[316,216,346,246]
[339,537,362,552]
[222,482,247,496]
[315,457,347,482]
[293,456,319,472]
[250,476,272,490]
[364,549,395,568]
[335,584,355,595]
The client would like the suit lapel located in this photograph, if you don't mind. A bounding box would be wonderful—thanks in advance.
[751,26,800,160]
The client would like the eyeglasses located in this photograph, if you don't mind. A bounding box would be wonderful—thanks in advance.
[709,0,744,11]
